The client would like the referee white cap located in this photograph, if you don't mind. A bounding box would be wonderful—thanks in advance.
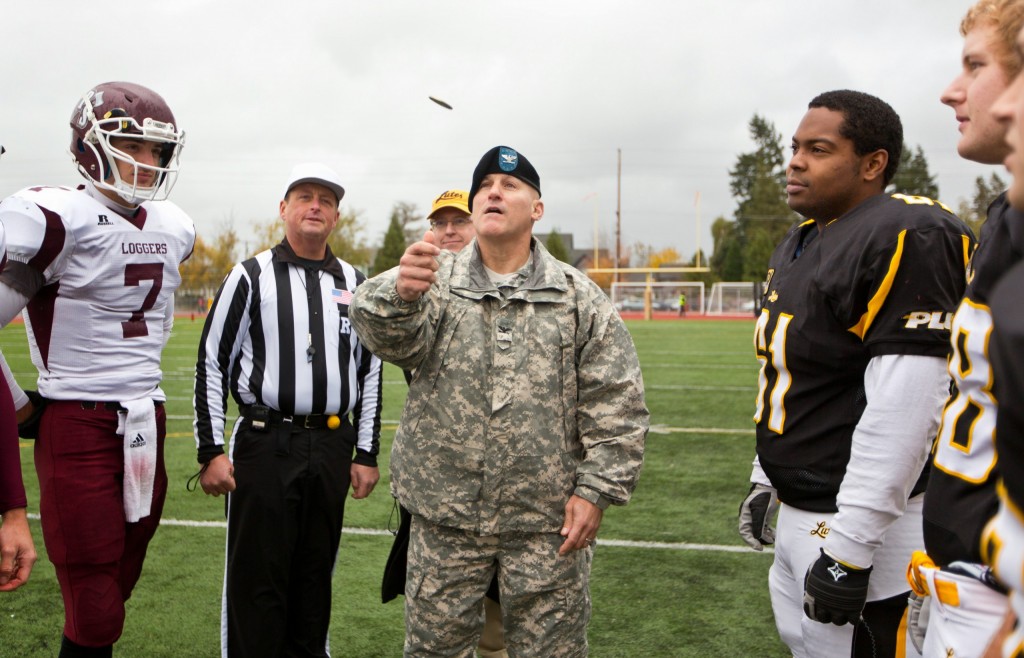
[284,163,345,204]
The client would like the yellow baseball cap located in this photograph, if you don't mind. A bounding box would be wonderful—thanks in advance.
[428,189,470,219]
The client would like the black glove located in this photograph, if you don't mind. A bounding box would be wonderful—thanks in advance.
[737,483,779,550]
[802,549,872,625]
[16,390,48,440]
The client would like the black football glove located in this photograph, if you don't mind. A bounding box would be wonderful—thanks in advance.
[802,549,872,625]
[737,483,779,550]
[16,390,48,440]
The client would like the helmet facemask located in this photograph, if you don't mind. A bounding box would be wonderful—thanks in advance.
[74,98,185,205]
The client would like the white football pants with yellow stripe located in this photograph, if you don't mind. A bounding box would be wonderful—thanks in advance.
[907,555,1007,658]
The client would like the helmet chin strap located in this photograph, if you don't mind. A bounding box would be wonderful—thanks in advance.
[80,142,178,204]
[83,179,141,211]
[110,164,160,205]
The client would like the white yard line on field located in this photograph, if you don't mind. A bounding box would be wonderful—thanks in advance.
[27,514,769,555]
[640,363,754,370]
[160,422,754,436]
[645,384,755,391]
[647,424,754,435]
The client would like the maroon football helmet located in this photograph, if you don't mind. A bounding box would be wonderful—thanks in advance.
[69,82,185,204]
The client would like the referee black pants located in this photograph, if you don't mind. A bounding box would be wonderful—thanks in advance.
[223,418,354,657]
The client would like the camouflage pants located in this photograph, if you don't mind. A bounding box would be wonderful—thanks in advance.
[405,514,592,658]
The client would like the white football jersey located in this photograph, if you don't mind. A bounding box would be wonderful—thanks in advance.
[0,184,195,400]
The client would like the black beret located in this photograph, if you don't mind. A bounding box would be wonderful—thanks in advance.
[468,146,541,211]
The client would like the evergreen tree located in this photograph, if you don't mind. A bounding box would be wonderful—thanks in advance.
[710,216,743,281]
[545,229,572,263]
[729,115,787,207]
[683,248,717,288]
[737,156,795,280]
[712,114,797,281]
[890,142,940,199]
[391,201,425,245]
[956,172,1006,236]
[373,214,407,275]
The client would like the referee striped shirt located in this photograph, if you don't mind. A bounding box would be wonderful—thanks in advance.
[194,240,382,464]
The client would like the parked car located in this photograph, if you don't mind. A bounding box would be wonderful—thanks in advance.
[614,298,646,311]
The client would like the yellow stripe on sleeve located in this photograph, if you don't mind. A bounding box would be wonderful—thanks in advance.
[848,229,907,339]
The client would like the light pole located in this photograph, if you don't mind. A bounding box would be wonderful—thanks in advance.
[615,148,622,283]
[694,191,702,268]
[583,192,599,268]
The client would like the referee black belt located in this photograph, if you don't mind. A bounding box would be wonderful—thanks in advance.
[240,405,343,430]
[80,401,165,411]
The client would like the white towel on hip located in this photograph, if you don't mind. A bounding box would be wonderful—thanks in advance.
[117,398,158,523]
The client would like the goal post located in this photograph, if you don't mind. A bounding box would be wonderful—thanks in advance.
[706,282,760,315]
[610,281,705,315]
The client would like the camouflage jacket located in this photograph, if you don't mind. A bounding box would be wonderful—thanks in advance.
[350,239,648,534]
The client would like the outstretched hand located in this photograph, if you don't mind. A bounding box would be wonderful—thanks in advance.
[396,231,441,302]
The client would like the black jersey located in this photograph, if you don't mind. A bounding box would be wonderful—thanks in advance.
[991,258,1024,515]
[755,193,974,513]
[924,193,1024,566]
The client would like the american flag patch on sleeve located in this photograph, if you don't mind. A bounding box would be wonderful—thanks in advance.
[332,288,353,305]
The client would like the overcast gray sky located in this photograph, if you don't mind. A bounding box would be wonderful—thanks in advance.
[0,0,999,263]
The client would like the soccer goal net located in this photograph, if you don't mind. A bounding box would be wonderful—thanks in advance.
[705,282,760,315]
[609,282,705,314]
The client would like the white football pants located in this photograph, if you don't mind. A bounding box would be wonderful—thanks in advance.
[768,496,924,658]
